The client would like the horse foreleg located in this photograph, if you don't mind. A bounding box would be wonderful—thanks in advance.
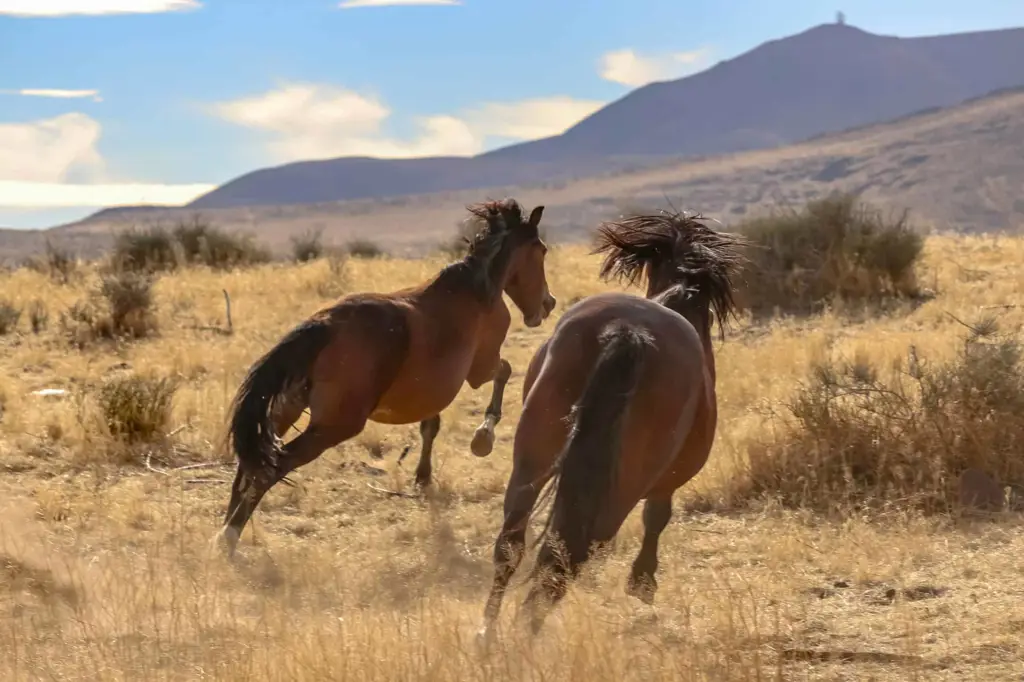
[414,414,441,487]
[470,358,512,458]
[479,462,548,642]
[626,496,673,605]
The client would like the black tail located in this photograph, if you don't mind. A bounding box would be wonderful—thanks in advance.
[537,320,654,571]
[227,317,334,478]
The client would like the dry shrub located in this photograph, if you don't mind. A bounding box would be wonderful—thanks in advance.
[738,193,924,318]
[313,247,350,298]
[112,217,270,273]
[60,272,157,346]
[100,271,158,338]
[96,373,177,444]
[28,300,49,334]
[435,217,480,260]
[110,226,181,273]
[22,240,79,285]
[735,321,1024,513]
[346,238,386,259]
[0,299,21,335]
[291,228,325,262]
[174,218,271,270]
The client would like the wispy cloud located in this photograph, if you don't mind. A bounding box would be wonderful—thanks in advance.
[211,83,602,161]
[338,0,460,9]
[1,88,102,102]
[599,47,714,87]
[0,0,201,17]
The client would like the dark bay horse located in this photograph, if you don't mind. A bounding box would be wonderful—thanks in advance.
[215,198,556,557]
[478,210,746,638]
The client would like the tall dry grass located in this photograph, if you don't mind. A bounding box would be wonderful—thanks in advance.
[0,232,1022,679]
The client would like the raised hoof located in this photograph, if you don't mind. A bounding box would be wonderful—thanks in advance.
[470,427,495,458]
[625,576,657,605]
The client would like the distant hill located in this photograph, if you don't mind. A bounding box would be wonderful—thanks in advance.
[183,22,1024,210]
[4,85,1018,264]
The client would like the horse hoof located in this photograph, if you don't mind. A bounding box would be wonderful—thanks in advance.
[470,428,494,458]
[211,527,239,560]
[474,626,495,653]
[626,578,656,605]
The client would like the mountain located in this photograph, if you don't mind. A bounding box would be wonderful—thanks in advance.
[184,22,1024,210]
[7,84,1019,265]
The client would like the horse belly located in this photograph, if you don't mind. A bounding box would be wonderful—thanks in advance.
[369,354,472,424]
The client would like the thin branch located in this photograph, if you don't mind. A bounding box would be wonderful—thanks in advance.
[365,482,418,499]
[223,288,233,335]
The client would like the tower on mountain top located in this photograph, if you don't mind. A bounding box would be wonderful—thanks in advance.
[836,11,845,24]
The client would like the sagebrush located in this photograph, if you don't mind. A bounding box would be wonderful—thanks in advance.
[737,193,925,317]
[731,321,1024,512]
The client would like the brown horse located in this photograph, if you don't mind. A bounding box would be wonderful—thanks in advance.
[477,210,746,639]
[215,198,556,557]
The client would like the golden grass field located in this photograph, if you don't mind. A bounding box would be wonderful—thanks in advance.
[0,236,1023,680]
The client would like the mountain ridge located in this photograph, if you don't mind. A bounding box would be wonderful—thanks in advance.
[183,21,1024,210]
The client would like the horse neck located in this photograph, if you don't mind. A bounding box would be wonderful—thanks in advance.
[424,260,505,319]
[655,286,717,382]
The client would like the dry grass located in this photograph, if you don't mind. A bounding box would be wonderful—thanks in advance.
[0,235,1023,680]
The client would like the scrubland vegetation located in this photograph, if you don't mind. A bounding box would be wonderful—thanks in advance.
[0,195,1021,680]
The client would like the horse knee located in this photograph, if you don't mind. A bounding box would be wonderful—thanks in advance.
[495,358,512,383]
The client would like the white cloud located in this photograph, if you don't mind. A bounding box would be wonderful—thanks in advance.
[0,0,200,17]
[599,47,714,87]
[0,114,212,209]
[0,113,105,184]
[338,0,459,8]
[0,88,102,102]
[211,83,604,162]
[0,181,214,208]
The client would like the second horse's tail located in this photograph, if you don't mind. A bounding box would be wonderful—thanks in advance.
[539,320,653,569]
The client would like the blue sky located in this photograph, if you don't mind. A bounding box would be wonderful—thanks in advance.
[2,0,1024,229]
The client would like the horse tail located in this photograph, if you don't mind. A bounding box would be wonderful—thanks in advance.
[539,320,654,569]
[227,315,335,479]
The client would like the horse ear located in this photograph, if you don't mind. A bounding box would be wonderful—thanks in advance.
[528,205,545,228]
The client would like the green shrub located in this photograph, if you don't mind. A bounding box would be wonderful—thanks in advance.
[737,194,924,317]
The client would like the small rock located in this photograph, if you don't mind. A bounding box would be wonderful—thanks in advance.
[31,388,67,400]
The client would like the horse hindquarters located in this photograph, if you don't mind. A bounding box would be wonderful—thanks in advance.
[522,320,654,632]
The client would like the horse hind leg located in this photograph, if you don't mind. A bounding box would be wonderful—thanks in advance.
[626,496,673,605]
[478,459,551,643]
[271,380,309,438]
[218,387,372,558]
[471,358,512,458]
[414,414,441,487]
[519,530,580,637]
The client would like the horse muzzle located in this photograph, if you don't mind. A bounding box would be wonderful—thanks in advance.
[524,294,556,328]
